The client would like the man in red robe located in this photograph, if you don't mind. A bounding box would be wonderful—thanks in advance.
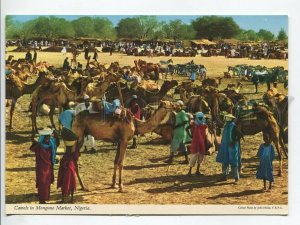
[187,112,211,176]
[30,128,59,204]
[57,127,80,203]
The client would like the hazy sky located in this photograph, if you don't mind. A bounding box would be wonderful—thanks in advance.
[11,15,288,35]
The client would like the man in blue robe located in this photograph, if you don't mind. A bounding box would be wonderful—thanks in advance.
[216,114,241,183]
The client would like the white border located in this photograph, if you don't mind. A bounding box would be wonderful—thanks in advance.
[1,0,300,224]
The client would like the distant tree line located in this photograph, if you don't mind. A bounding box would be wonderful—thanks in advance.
[6,15,288,42]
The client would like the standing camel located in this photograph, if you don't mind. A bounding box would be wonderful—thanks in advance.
[72,101,175,192]
[235,105,287,176]
[31,80,77,137]
[6,72,51,129]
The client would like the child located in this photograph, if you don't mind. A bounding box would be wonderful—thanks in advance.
[256,135,276,192]
[187,112,210,176]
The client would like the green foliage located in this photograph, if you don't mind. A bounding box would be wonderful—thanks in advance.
[164,20,196,41]
[116,17,141,39]
[237,29,259,41]
[277,28,288,41]
[257,29,275,41]
[93,17,117,40]
[192,16,241,39]
[71,17,95,37]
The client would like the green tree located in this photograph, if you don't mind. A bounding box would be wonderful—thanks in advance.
[116,17,142,39]
[72,17,95,37]
[277,28,288,41]
[164,20,196,41]
[192,16,241,39]
[93,17,117,40]
[257,29,275,41]
[6,16,23,39]
[237,29,258,41]
[48,16,75,38]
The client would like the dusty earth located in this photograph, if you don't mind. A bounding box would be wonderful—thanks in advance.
[5,50,288,205]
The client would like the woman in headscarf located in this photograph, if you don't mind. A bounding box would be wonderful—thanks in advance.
[30,128,60,203]
[187,112,211,176]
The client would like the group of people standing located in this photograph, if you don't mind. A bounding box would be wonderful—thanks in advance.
[165,100,275,190]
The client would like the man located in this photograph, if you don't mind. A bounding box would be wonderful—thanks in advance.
[25,50,32,61]
[59,102,75,131]
[63,57,70,70]
[30,128,60,204]
[74,95,96,153]
[129,95,141,149]
[33,49,37,65]
[216,113,241,183]
[166,100,191,164]
[57,128,79,203]
[84,47,89,60]
[93,48,98,62]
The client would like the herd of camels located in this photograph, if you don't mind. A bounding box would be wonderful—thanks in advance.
[6,55,288,192]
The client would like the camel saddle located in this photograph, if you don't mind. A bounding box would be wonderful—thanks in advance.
[236,100,264,121]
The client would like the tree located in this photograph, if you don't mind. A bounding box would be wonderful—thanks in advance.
[6,16,23,39]
[93,17,116,40]
[192,16,241,39]
[48,17,75,38]
[237,29,259,41]
[116,17,142,39]
[164,20,196,41]
[72,17,95,37]
[277,28,288,41]
[257,29,275,41]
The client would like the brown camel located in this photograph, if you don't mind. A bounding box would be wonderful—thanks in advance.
[134,59,160,83]
[235,105,287,176]
[179,88,211,114]
[72,100,175,192]
[263,93,288,143]
[85,73,121,98]
[6,72,51,129]
[202,77,222,88]
[31,80,77,137]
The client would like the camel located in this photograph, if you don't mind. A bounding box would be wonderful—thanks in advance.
[134,59,160,83]
[235,105,287,176]
[179,88,211,114]
[85,73,121,98]
[31,80,77,137]
[106,80,178,105]
[72,100,176,192]
[6,72,51,129]
[263,93,288,143]
[202,77,222,88]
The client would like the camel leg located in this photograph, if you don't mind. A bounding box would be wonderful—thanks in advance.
[9,98,17,129]
[75,161,88,191]
[49,105,57,130]
[269,132,283,176]
[112,142,120,189]
[117,140,128,193]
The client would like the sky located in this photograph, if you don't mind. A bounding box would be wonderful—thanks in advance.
[11,15,288,35]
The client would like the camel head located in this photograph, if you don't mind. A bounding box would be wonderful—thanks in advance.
[158,100,176,111]
[106,72,121,83]
[161,80,178,91]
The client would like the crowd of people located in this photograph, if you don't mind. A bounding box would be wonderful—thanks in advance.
[30,93,276,204]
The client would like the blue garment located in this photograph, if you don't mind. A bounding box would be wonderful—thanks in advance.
[5,69,12,76]
[190,72,196,81]
[256,144,275,182]
[59,109,75,130]
[216,121,241,167]
[103,99,121,115]
[194,112,206,125]
[38,135,57,164]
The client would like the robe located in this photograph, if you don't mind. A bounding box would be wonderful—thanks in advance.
[216,121,241,167]
[59,109,75,130]
[30,143,54,201]
[130,102,141,120]
[57,149,79,196]
[190,124,207,155]
[171,110,191,151]
[256,144,275,182]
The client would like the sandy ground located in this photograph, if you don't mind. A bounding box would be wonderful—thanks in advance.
[5,51,288,205]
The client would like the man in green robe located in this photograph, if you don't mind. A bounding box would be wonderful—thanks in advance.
[166,100,191,164]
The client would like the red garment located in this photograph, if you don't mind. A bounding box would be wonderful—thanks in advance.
[57,151,79,196]
[130,102,141,119]
[190,124,207,154]
[30,143,53,201]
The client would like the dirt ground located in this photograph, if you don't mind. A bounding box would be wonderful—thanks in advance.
[5,51,288,205]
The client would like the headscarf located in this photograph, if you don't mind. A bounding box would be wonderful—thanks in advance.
[194,112,206,125]
[38,135,57,164]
